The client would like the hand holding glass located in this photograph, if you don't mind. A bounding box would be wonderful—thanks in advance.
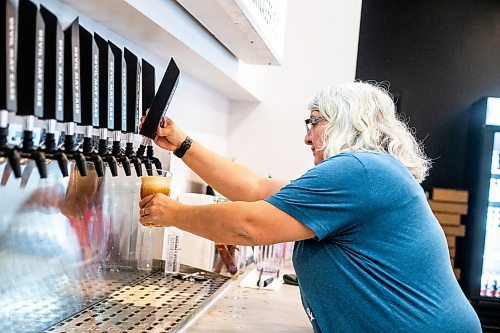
[140,169,172,227]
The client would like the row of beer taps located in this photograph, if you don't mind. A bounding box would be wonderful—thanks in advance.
[0,0,164,186]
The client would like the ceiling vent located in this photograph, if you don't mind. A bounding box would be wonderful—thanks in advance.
[176,0,287,66]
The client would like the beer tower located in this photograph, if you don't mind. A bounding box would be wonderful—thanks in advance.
[0,0,21,180]
[94,32,118,177]
[13,0,47,184]
[62,18,87,176]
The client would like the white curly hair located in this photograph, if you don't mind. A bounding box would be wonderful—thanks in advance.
[308,81,431,183]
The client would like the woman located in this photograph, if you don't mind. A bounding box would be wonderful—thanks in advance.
[139,82,481,332]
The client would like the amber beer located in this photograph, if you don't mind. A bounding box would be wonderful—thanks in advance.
[140,175,171,199]
[140,170,172,227]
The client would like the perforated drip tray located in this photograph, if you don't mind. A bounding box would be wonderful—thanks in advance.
[44,267,230,333]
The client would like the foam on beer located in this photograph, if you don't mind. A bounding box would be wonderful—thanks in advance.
[140,175,171,199]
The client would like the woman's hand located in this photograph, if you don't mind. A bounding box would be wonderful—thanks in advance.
[154,117,187,152]
[139,192,181,227]
[139,113,187,152]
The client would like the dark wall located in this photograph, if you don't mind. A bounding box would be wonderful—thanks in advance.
[356,0,500,191]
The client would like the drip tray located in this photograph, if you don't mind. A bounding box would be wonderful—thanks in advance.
[44,268,230,333]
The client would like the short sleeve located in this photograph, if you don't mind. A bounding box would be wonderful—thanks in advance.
[265,154,371,240]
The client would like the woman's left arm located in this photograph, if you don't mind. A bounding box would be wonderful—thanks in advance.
[139,193,315,245]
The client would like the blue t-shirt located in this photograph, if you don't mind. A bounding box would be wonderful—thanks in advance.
[265,152,481,333]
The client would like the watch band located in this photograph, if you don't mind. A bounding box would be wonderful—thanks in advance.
[174,136,193,158]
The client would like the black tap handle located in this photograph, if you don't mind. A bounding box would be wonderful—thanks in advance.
[108,155,118,177]
[139,58,179,139]
[44,133,56,152]
[152,157,162,173]
[146,145,163,173]
[82,137,93,156]
[136,144,146,158]
[64,134,75,152]
[132,158,142,177]
[56,151,69,177]
[92,154,105,177]
[32,150,48,179]
[121,156,131,176]
[125,142,134,157]
[112,141,121,157]
[98,138,108,156]
[74,152,88,177]
[22,131,34,153]
[146,145,154,158]
[7,149,22,178]
[143,159,153,175]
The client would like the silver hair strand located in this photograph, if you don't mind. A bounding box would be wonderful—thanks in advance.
[308,81,431,183]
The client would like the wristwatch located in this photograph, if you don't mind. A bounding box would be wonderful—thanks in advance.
[174,136,193,158]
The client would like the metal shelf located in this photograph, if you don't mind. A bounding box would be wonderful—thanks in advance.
[176,0,287,65]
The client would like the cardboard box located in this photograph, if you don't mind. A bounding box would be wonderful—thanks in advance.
[442,225,466,237]
[446,236,456,248]
[428,200,468,215]
[454,268,461,279]
[434,212,462,225]
[432,188,469,203]
[449,247,456,258]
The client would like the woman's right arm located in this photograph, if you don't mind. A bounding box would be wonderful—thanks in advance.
[154,117,289,202]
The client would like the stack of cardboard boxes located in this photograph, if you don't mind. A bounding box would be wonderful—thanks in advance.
[427,188,468,280]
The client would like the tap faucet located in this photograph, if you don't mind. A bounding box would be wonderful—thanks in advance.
[39,120,69,177]
[136,139,153,175]
[0,123,22,179]
[63,132,87,177]
[147,145,162,172]
[111,132,131,176]
[20,126,47,179]
[125,140,142,177]
[82,132,104,177]
[97,129,118,177]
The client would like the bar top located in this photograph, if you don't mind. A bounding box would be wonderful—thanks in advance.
[182,265,312,332]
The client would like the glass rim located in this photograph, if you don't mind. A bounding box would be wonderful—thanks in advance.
[142,169,172,177]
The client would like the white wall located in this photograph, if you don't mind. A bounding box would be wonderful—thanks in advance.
[228,0,363,180]
[165,75,231,198]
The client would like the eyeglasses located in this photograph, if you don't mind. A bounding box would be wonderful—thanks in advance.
[305,116,326,134]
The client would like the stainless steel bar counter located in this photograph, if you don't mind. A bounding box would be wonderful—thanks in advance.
[181,264,312,333]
